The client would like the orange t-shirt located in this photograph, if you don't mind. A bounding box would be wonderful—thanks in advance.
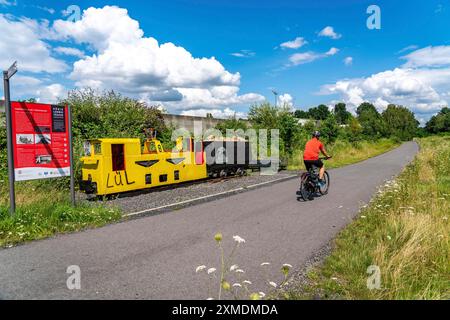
[303,138,324,160]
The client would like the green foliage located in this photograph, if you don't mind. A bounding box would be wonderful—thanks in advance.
[319,114,340,143]
[308,104,330,120]
[356,102,386,138]
[382,104,419,141]
[294,109,310,119]
[426,107,450,134]
[334,103,351,125]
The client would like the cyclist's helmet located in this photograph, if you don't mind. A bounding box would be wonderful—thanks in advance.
[312,131,321,138]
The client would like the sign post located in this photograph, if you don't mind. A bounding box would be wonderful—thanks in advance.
[68,105,75,206]
[3,62,17,215]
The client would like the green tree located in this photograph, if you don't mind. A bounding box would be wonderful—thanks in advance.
[319,114,340,143]
[309,104,330,120]
[356,102,386,137]
[294,109,310,119]
[382,104,419,141]
[426,107,450,133]
[334,103,351,125]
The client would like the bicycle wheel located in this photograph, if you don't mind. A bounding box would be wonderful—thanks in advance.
[299,173,313,201]
[319,171,330,195]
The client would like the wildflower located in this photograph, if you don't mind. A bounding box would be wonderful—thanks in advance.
[243,280,252,285]
[232,283,242,288]
[233,235,246,244]
[387,235,392,241]
[196,265,207,273]
[214,233,223,243]
[331,277,338,281]
[207,298,214,300]
[222,281,231,291]
[269,281,277,288]
[259,292,266,298]
[281,264,292,276]
[207,268,217,275]
[230,265,239,272]
[250,293,261,300]
[261,262,270,266]
[361,216,367,219]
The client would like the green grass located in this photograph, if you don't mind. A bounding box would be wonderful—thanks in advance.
[285,136,450,300]
[287,138,399,170]
[0,181,121,248]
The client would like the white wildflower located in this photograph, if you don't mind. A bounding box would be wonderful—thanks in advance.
[283,264,293,268]
[235,269,245,274]
[232,283,242,288]
[261,262,270,266]
[259,292,266,298]
[207,297,214,300]
[207,268,217,275]
[243,280,252,285]
[230,265,239,272]
[233,235,246,244]
[196,265,206,273]
[269,281,277,288]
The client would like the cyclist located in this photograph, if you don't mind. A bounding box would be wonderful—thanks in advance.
[303,131,331,186]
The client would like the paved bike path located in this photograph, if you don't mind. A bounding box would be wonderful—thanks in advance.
[0,142,418,299]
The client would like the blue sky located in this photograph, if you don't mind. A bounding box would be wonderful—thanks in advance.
[1,0,449,123]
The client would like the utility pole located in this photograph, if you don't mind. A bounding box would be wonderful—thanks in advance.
[3,61,18,215]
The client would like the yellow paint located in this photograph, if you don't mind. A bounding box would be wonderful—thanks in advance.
[81,137,207,195]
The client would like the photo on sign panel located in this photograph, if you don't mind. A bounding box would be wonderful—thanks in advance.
[16,134,34,145]
[35,134,51,145]
[35,155,52,165]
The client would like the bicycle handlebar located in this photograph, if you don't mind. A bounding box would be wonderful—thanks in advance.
[319,156,332,160]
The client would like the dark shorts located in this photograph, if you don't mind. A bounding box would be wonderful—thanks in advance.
[304,159,324,171]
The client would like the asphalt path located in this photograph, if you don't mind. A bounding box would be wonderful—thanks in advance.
[0,142,418,299]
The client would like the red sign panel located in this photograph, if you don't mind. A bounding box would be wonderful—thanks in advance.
[11,102,71,181]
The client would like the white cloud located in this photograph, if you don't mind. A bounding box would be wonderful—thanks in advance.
[320,65,449,117]
[36,84,67,103]
[318,26,341,39]
[344,56,353,66]
[0,0,16,6]
[230,50,255,58]
[397,45,418,54]
[54,47,85,58]
[0,14,67,73]
[325,47,339,56]
[280,37,307,49]
[401,45,450,68]
[277,93,294,107]
[289,47,339,66]
[8,75,66,103]
[50,6,263,110]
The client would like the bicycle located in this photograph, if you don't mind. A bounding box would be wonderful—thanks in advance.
[298,157,331,201]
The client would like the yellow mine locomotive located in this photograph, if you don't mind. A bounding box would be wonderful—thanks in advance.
[80,134,263,197]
